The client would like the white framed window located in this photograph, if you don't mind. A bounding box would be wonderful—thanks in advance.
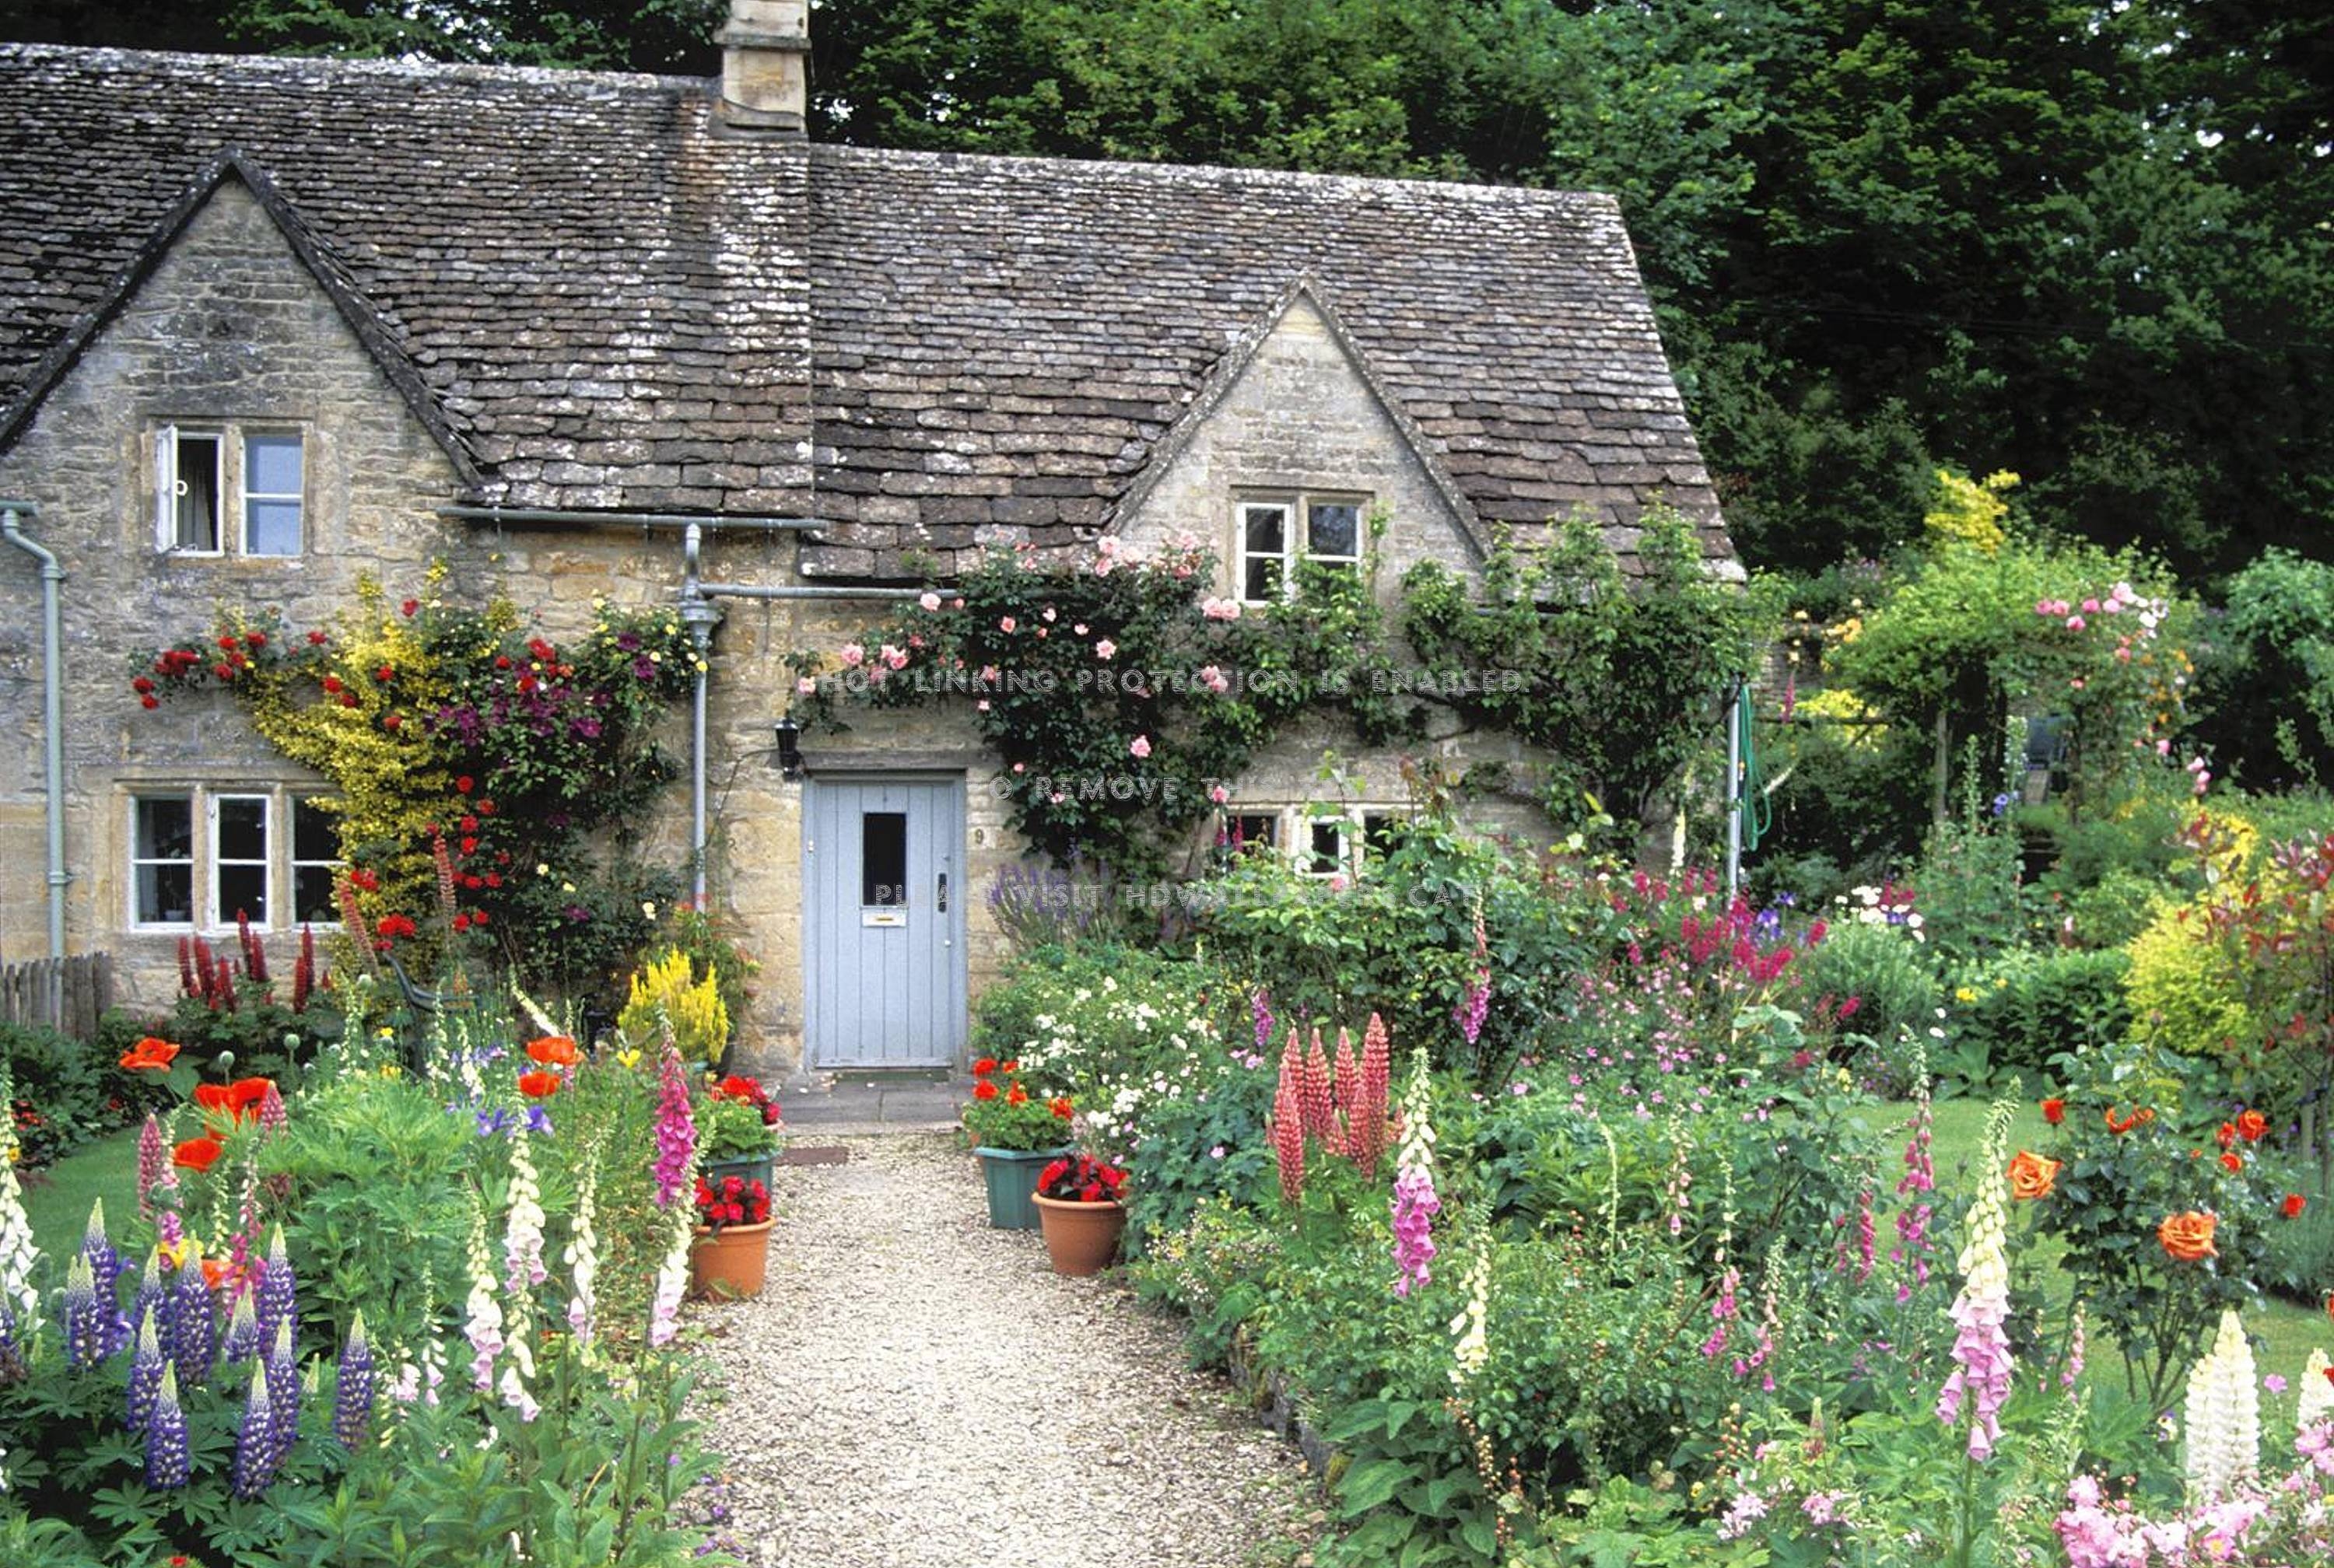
[290,797,342,926]
[209,793,271,928]
[1219,803,1406,876]
[156,425,305,556]
[1235,492,1368,604]
[126,786,338,932]
[131,795,196,927]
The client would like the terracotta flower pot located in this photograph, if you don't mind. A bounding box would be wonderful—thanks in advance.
[1032,1194,1127,1276]
[689,1217,773,1300]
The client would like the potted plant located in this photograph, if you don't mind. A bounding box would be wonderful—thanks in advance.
[963,1058,1074,1230]
[1032,1153,1128,1276]
[689,1171,774,1300]
[698,1073,783,1192]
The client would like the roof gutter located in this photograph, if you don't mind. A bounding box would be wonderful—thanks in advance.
[2,502,68,961]
[438,505,830,532]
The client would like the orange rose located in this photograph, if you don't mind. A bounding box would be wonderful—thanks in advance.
[517,1070,562,1098]
[2220,1151,2244,1173]
[526,1035,580,1066]
[2159,1211,2217,1262]
[120,1036,180,1071]
[2236,1109,2269,1143]
[2007,1150,2062,1201]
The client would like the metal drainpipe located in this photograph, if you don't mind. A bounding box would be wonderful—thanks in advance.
[2,501,68,960]
[677,523,725,906]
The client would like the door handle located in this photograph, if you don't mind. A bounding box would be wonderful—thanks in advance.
[936,872,948,913]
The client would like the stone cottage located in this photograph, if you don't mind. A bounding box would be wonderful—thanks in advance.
[0,2,1733,1074]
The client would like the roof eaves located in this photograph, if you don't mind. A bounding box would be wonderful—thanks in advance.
[0,146,482,486]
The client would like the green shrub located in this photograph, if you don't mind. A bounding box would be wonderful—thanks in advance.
[1955,947,2133,1082]
[1796,920,1939,1044]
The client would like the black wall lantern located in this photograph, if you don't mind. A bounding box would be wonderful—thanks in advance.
[773,715,804,779]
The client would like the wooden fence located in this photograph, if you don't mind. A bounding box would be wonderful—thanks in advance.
[0,954,113,1040]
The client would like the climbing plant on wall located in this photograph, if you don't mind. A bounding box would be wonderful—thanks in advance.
[131,569,701,998]
[790,506,1758,876]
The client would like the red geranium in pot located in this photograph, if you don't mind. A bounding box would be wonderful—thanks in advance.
[688,1171,774,1300]
[1031,1153,1127,1276]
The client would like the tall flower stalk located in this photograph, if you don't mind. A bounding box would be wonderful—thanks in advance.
[1936,1101,2017,1461]
[2183,1308,2259,1504]
[652,1038,697,1209]
[145,1363,190,1488]
[1448,1239,1490,1391]
[0,1113,41,1334]
[565,1161,600,1347]
[463,1197,503,1392]
[1390,1048,1439,1297]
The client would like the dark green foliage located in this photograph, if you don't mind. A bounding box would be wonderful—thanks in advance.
[1794,922,1939,1048]
[1956,947,2133,1085]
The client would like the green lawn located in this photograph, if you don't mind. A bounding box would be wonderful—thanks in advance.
[18,1128,141,1261]
[1888,1095,2329,1431]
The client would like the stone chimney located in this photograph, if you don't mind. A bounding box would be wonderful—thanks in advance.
[718,0,810,135]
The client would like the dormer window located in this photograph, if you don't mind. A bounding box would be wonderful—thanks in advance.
[1236,492,1365,603]
[156,425,304,556]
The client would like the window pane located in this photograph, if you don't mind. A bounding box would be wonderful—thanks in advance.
[1243,555,1281,602]
[138,863,193,926]
[1308,821,1345,874]
[135,796,193,860]
[1232,814,1277,852]
[245,434,303,495]
[861,811,906,906]
[1242,506,1287,555]
[216,864,267,926]
[216,796,268,862]
[1308,503,1360,558]
[293,864,339,926]
[244,500,301,556]
[1362,813,1399,861]
[174,434,220,551]
[293,799,336,861]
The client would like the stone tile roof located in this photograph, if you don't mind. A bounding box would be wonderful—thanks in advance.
[0,43,1728,578]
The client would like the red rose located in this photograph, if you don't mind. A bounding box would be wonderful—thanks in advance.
[217,635,237,651]
[383,713,401,730]
[451,913,471,932]
[401,599,419,617]
[461,815,479,832]
[307,629,328,645]
[2217,1122,2238,1150]
[244,631,266,649]
[140,695,159,709]
[2237,1110,2269,1143]
[375,666,394,682]
[2040,1097,2065,1125]
[2284,1193,2307,1219]
[212,663,233,681]
[471,911,489,926]
[131,676,155,694]
[340,694,358,708]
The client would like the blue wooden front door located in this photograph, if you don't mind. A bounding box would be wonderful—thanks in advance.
[803,775,967,1069]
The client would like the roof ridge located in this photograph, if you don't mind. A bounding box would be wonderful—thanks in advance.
[809,142,1620,209]
[0,39,706,94]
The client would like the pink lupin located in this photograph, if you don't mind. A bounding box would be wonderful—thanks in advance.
[136,1114,168,1220]
[1302,1027,1341,1154]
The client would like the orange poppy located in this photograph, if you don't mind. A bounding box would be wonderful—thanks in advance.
[2159,1211,2217,1262]
[2006,1150,2062,1201]
[525,1036,580,1067]
[517,1070,562,1098]
[120,1036,180,1071]
[173,1136,224,1173]
[2236,1109,2269,1143]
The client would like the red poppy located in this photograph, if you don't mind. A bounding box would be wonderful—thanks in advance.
[517,1070,562,1098]
[173,1136,223,1172]
[971,1080,998,1101]
[2237,1109,2269,1143]
[526,1036,580,1066]
[2284,1193,2308,1219]
[2040,1097,2065,1125]
[120,1035,180,1072]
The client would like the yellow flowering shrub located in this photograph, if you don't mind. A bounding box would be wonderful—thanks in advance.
[619,948,731,1062]
[1922,467,2019,554]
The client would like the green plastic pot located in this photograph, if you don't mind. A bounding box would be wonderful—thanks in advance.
[975,1146,1071,1230]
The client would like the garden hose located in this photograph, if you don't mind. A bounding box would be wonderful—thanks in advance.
[1737,684,1772,853]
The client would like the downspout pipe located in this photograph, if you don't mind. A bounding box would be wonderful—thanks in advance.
[677,523,725,906]
[2,502,67,960]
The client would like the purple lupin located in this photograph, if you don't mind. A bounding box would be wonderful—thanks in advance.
[145,1363,190,1488]
[124,1305,165,1433]
[333,1312,374,1451]
[230,1360,278,1499]
[79,1199,129,1356]
[263,1318,300,1472]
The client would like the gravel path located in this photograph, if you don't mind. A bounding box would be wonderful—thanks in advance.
[696,1135,1316,1568]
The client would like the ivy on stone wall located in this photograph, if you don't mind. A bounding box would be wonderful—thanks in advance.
[131,569,699,998]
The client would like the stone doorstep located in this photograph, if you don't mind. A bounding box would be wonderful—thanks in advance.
[776,1069,971,1134]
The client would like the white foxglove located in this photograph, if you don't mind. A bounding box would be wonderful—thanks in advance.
[564,1164,599,1346]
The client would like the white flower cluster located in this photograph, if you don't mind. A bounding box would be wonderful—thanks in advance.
[2184,1309,2261,1506]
